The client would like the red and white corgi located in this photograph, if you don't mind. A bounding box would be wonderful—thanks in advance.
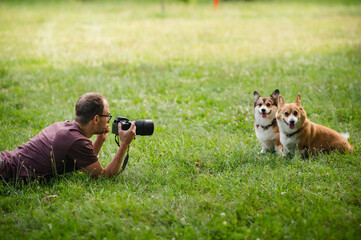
[276,93,354,155]
[254,89,283,154]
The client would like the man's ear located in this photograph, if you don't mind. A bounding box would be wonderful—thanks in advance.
[278,95,285,107]
[93,115,99,124]
[294,93,301,106]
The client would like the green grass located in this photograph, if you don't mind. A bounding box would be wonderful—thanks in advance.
[1,0,361,239]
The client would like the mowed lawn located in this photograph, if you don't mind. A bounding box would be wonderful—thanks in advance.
[0,0,361,239]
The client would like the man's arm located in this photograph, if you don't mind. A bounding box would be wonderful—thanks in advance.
[93,125,110,156]
[83,122,136,177]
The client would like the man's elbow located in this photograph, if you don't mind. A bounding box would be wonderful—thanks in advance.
[85,168,119,178]
[82,167,105,178]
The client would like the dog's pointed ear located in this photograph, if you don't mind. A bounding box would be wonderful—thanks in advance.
[294,93,301,106]
[278,95,285,107]
[271,89,280,101]
[254,91,260,101]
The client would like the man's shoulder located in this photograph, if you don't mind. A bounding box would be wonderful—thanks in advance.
[47,121,88,142]
[51,120,78,129]
[49,121,81,132]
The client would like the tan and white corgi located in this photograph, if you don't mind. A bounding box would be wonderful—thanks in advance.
[276,93,354,155]
[254,89,283,154]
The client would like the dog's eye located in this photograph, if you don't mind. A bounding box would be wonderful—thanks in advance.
[294,111,298,116]
[285,112,289,116]
[258,103,262,107]
[266,103,271,107]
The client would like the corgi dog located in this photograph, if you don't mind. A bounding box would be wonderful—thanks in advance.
[253,89,283,154]
[276,93,354,155]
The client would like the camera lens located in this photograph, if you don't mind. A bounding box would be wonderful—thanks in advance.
[133,120,154,136]
[112,117,154,136]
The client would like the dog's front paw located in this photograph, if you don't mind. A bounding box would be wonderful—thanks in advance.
[276,150,284,156]
[282,149,290,157]
[260,149,267,154]
[275,145,283,155]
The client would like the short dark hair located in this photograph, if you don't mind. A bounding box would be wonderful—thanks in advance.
[74,93,106,124]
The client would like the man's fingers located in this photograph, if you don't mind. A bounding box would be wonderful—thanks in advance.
[118,122,136,134]
[129,122,136,130]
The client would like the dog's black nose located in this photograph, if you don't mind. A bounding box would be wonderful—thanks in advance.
[261,109,266,113]
[290,120,295,124]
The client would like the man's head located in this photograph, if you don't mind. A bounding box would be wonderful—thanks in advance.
[75,93,110,127]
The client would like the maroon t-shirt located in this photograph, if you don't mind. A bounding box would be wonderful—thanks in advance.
[0,121,98,180]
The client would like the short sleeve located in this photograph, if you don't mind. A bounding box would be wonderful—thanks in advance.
[67,139,99,169]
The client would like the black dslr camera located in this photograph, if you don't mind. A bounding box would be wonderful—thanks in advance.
[112,116,154,173]
[112,116,154,136]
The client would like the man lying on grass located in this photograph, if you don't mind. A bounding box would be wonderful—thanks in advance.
[0,93,136,181]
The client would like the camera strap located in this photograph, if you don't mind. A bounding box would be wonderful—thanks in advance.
[119,147,130,174]
[115,135,130,174]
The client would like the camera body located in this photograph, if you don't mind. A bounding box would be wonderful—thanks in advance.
[112,116,154,136]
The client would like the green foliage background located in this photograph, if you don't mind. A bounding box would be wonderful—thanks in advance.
[0,0,360,239]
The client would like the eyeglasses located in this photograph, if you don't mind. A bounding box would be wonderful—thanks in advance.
[98,113,112,122]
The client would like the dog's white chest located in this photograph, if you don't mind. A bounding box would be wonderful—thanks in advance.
[256,127,276,142]
[280,132,299,153]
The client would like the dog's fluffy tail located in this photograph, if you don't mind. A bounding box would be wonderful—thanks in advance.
[341,132,350,140]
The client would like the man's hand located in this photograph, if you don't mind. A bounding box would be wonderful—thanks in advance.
[118,122,136,145]
[93,125,110,156]
[96,125,110,142]
[84,122,136,177]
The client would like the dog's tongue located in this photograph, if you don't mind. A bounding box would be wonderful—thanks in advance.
[262,113,267,118]
[289,124,295,129]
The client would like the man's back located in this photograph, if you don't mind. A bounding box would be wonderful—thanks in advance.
[0,121,98,180]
